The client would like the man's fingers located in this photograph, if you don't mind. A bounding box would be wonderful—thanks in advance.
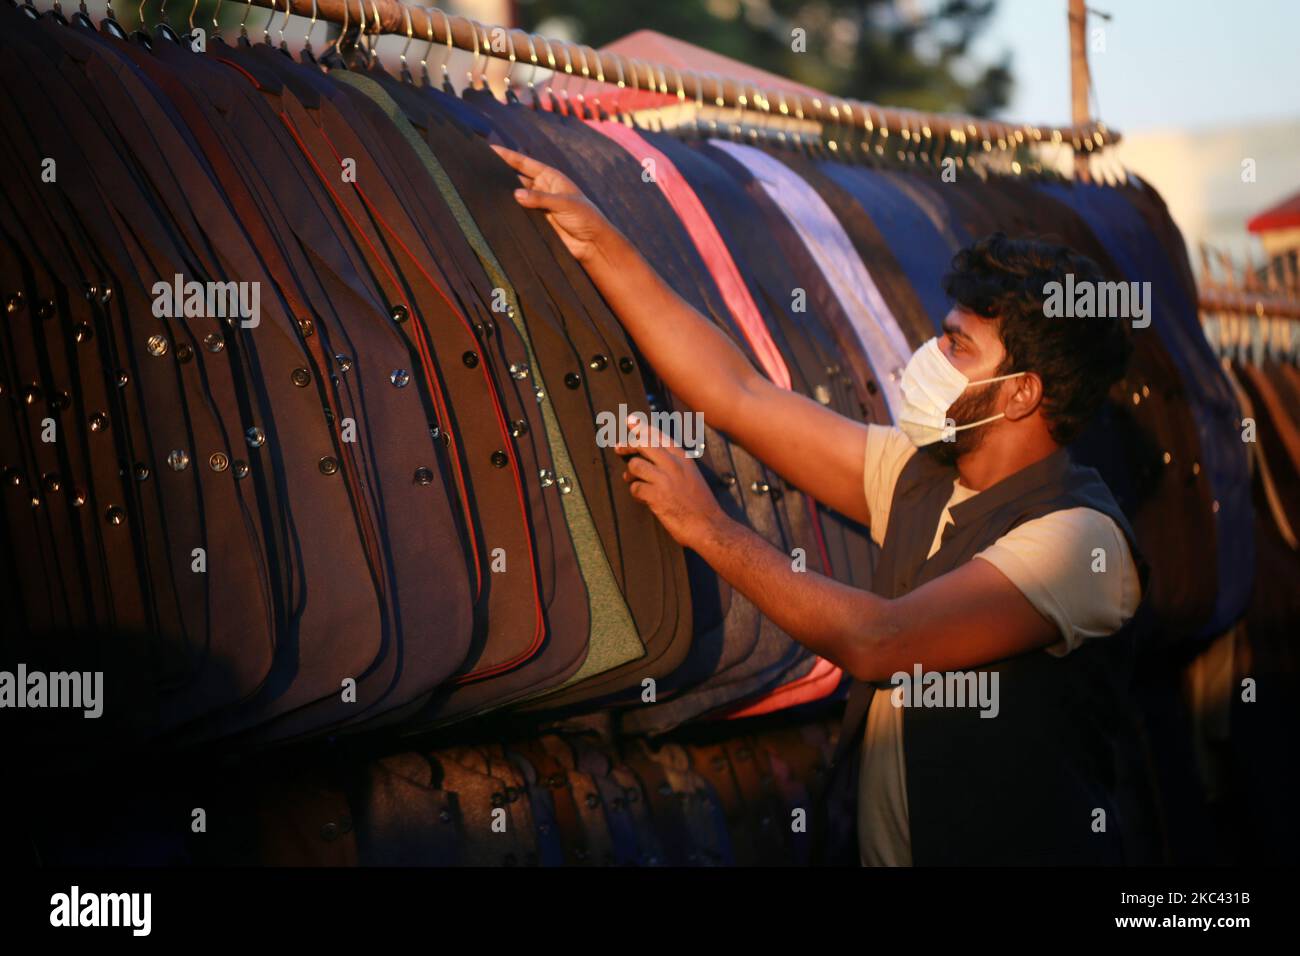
[490,143,549,180]
[513,188,570,211]
[625,456,656,481]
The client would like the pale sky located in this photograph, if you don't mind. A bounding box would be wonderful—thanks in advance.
[964,0,1300,134]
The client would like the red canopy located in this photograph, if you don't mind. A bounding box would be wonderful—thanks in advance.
[1248,189,1300,233]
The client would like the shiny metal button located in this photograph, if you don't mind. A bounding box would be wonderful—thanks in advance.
[539,468,555,488]
[74,323,94,343]
[491,450,508,468]
[509,363,529,380]
[298,317,315,337]
[245,427,266,448]
[462,351,479,368]
[105,505,125,526]
[203,333,224,353]
[534,387,545,403]
[88,411,109,432]
[564,372,581,389]
[618,356,635,373]
[21,384,41,405]
[334,353,353,373]
[115,369,129,388]
[588,354,609,371]
[134,463,150,481]
[233,460,250,479]
[390,369,410,388]
[510,419,528,437]
[557,476,573,495]
[721,472,737,487]
[4,292,23,313]
[49,391,70,412]
[209,452,230,473]
[70,488,86,508]
[36,299,55,321]
[167,449,191,472]
[146,334,169,357]
[42,473,61,493]
[390,304,409,324]
[4,469,22,487]
[176,343,194,363]
[318,456,339,476]
[291,368,311,388]
[414,467,434,485]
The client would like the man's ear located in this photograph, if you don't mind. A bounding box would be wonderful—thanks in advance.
[1004,371,1044,422]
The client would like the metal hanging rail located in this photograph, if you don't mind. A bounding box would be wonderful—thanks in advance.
[231,0,1120,155]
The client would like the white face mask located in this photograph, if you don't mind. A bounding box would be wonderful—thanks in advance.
[896,337,1026,447]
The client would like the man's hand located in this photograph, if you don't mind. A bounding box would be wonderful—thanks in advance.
[614,418,726,550]
[491,144,613,264]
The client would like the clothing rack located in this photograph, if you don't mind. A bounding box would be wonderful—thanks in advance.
[219,0,1119,158]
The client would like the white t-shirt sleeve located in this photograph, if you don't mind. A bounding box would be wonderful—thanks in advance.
[973,507,1142,656]
[862,424,918,547]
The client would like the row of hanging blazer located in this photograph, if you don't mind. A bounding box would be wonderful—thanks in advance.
[0,7,1256,760]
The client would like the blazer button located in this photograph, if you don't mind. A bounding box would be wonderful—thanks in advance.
[176,344,194,363]
[334,353,353,373]
[390,304,409,324]
[539,469,555,487]
[70,488,86,508]
[588,354,609,371]
[42,473,61,493]
[36,299,55,321]
[245,427,266,448]
[133,463,150,481]
[721,472,737,487]
[390,369,411,388]
[413,467,434,485]
[49,391,70,412]
[203,333,224,353]
[105,505,125,526]
[88,411,109,432]
[209,453,230,473]
[319,456,339,476]
[74,323,94,343]
[21,384,42,405]
[291,368,311,387]
[564,372,581,389]
[146,334,169,357]
[115,369,130,388]
[4,469,22,487]
[167,450,191,472]
[233,460,250,479]
[618,357,635,373]
[4,292,23,313]
[510,419,528,437]
[491,450,508,468]
[462,351,479,368]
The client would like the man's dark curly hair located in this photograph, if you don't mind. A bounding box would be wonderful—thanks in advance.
[941,233,1134,444]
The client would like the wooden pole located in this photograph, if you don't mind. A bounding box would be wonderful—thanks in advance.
[1068,0,1092,181]
[227,0,1119,156]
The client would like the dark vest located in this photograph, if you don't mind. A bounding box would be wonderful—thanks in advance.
[820,444,1152,865]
